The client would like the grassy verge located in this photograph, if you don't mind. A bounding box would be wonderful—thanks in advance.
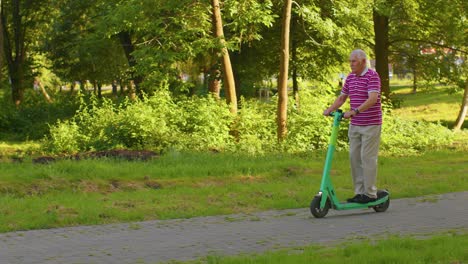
[180,232,468,264]
[391,84,466,129]
[0,149,466,233]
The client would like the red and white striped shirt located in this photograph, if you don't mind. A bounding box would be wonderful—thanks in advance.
[341,68,382,126]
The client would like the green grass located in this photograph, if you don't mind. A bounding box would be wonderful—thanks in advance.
[0,140,41,159]
[0,149,466,232]
[179,232,468,264]
[390,84,466,129]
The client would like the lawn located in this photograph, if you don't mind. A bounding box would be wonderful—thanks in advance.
[0,149,466,232]
[180,232,468,264]
[390,83,466,129]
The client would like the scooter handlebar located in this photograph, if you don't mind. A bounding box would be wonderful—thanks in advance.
[329,109,344,118]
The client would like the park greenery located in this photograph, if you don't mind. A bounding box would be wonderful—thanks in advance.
[183,232,468,264]
[0,82,467,233]
[0,3,466,264]
[0,0,466,234]
[0,0,466,151]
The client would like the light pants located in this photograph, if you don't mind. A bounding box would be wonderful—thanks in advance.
[348,124,381,198]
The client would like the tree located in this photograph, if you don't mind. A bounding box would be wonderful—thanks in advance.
[277,0,292,141]
[1,0,49,104]
[44,0,130,96]
[212,0,237,114]
[386,0,467,129]
[373,5,390,98]
[454,81,468,130]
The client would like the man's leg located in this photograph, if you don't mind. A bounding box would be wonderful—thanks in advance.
[348,125,364,195]
[360,125,381,198]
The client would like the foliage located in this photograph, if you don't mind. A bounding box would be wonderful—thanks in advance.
[43,0,129,83]
[381,116,454,155]
[176,95,234,151]
[44,82,455,155]
[0,90,80,140]
[45,87,234,153]
[231,97,277,154]
[285,86,346,152]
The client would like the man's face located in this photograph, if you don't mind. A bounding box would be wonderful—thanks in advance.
[349,55,366,75]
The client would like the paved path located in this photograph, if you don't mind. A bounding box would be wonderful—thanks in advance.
[0,192,467,264]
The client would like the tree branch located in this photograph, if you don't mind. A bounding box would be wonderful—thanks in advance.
[353,38,374,49]
[390,38,467,55]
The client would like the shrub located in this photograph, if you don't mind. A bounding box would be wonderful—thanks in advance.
[46,120,82,153]
[231,98,277,154]
[176,95,234,151]
[0,90,80,140]
[381,116,454,155]
[44,85,455,155]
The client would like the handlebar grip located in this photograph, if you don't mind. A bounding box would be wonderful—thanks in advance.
[329,109,343,116]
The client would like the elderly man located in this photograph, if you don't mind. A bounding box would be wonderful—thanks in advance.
[323,49,383,204]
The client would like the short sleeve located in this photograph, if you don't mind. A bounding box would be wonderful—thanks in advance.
[341,76,349,95]
[368,72,381,93]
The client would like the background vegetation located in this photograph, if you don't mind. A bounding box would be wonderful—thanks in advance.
[0,0,466,152]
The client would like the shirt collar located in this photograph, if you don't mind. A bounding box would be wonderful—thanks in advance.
[359,67,369,76]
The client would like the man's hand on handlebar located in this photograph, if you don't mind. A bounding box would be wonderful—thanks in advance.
[343,110,355,119]
[323,109,333,116]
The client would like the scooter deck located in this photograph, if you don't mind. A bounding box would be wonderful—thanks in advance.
[333,195,389,210]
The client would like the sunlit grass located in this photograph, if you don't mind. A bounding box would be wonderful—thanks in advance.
[0,149,466,232]
[390,83,464,127]
[182,232,468,264]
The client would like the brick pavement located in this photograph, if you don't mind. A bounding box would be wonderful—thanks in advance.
[0,192,466,264]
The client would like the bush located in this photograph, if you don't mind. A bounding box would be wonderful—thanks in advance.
[44,85,455,155]
[176,95,234,151]
[381,116,454,155]
[0,90,80,140]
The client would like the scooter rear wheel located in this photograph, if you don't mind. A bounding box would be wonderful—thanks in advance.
[310,196,331,218]
[373,190,390,212]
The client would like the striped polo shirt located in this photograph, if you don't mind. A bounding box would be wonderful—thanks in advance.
[341,68,382,126]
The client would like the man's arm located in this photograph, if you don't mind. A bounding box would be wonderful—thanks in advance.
[323,94,348,116]
[343,92,378,118]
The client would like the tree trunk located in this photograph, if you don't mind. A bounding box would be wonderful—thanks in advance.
[97,81,102,98]
[292,36,299,111]
[34,77,52,103]
[70,81,76,94]
[0,4,4,84]
[454,80,468,131]
[119,79,125,95]
[118,31,143,97]
[93,80,97,95]
[412,66,417,93]
[111,80,118,96]
[80,80,87,93]
[208,66,221,99]
[128,80,136,100]
[1,0,26,105]
[277,0,292,142]
[212,0,237,114]
[373,9,390,98]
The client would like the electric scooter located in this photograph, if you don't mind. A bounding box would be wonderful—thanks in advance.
[310,109,390,218]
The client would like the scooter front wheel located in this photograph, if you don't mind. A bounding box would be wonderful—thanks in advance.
[310,196,331,218]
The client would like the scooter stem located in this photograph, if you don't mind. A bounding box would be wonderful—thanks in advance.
[319,110,343,205]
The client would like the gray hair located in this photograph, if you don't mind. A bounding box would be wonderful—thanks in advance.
[350,49,368,63]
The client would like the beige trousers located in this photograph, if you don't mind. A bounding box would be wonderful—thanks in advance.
[348,124,381,198]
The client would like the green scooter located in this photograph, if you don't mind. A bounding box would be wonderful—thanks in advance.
[310,109,390,218]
